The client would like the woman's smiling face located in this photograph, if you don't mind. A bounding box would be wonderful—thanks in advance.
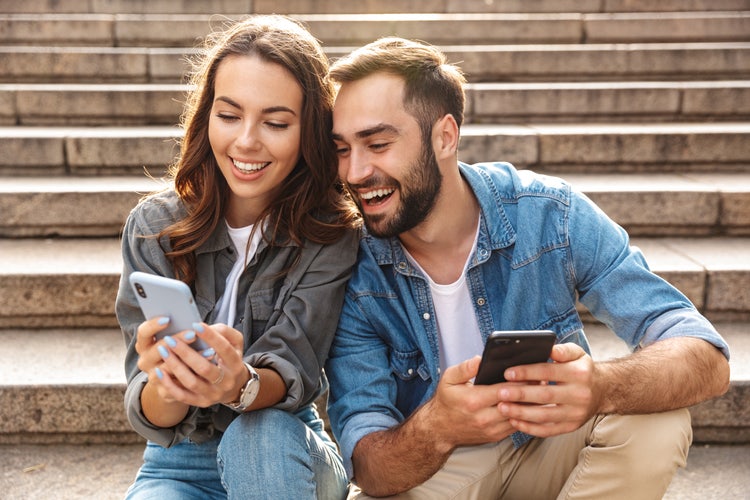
[208,54,303,227]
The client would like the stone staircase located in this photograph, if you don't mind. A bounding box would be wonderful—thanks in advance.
[0,1,748,498]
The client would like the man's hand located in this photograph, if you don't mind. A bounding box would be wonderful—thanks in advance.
[424,355,518,450]
[352,355,517,496]
[496,343,600,437]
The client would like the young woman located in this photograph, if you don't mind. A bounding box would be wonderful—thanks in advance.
[115,15,360,499]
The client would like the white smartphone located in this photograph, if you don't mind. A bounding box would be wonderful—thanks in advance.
[128,271,210,352]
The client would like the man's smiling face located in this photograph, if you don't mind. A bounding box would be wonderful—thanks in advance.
[332,72,442,238]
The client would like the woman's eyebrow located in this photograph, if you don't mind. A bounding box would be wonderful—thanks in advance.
[214,96,297,117]
[262,105,297,116]
[215,95,242,109]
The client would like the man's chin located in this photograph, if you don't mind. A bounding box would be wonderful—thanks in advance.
[363,215,397,239]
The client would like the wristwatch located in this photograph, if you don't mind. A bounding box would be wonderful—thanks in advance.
[223,362,260,412]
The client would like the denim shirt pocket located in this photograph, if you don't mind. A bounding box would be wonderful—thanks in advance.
[390,349,431,416]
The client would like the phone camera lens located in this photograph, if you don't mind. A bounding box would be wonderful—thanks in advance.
[135,283,147,298]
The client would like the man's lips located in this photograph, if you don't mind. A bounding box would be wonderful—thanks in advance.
[358,187,395,206]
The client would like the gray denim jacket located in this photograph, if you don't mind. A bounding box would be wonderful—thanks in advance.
[116,189,359,447]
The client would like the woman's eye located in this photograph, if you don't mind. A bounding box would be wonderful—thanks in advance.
[267,122,289,130]
[216,113,238,122]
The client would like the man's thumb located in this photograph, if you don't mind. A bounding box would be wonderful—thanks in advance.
[442,355,481,385]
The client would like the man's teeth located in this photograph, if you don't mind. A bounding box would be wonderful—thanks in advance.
[361,188,394,200]
[233,159,268,172]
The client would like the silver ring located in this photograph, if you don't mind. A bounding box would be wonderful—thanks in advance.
[212,367,225,385]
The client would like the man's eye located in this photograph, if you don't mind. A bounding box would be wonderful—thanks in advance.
[370,143,389,150]
[335,146,350,156]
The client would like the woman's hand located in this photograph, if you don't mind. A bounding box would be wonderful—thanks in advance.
[147,321,247,408]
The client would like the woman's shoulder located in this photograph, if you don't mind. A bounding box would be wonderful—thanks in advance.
[127,188,188,233]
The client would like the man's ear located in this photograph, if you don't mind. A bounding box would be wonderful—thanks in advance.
[432,113,459,160]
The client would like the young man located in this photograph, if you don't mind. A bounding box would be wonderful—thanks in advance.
[326,37,730,499]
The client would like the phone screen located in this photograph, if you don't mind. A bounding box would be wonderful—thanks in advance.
[474,330,555,385]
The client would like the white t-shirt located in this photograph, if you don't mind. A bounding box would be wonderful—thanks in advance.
[214,221,263,326]
[403,221,484,371]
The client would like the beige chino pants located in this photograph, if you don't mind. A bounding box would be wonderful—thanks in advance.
[350,408,692,500]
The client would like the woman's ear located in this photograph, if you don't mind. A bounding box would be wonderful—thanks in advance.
[432,113,460,160]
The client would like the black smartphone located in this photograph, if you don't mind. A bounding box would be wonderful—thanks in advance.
[129,271,210,352]
[474,330,556,385]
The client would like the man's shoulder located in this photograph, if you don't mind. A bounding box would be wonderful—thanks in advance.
[461,161,572,204]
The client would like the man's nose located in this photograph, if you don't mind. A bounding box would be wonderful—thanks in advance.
[345,148,374,185]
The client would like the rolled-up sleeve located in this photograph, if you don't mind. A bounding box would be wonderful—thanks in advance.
[569,189,729,359]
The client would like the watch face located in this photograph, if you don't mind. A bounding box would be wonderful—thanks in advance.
[240,376,260,407]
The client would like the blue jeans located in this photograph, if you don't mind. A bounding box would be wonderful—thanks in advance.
[126,407,349,499]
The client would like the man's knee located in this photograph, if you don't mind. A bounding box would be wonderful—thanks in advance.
[593,408,692,477]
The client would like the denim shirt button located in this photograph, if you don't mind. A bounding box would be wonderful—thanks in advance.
[398,261,407,270]
[422,312,430,320]
[477,298,486,306]
[407,368,414,375]
[479,248,488,258]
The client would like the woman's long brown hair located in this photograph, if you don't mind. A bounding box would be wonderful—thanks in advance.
[160,15,359,285]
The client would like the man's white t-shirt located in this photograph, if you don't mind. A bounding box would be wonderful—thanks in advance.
[402,220,484,371]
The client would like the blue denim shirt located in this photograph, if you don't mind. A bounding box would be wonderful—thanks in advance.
[326,161,730,479]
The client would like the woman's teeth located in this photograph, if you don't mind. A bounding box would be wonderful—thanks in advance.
[233,159,268,173]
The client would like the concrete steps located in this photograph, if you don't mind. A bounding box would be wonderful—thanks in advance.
[0,441,747,499]
[0,0,748,493]
[3,0,748,14]
[3,81,749,125]
[3,43,750,83]
[2,173,750,237]
[3,123,748,176]
[0,322,746,443]
[1,236,748,328]
[2,12,749,47]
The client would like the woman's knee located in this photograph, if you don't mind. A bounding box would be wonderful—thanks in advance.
[220,408,304,458]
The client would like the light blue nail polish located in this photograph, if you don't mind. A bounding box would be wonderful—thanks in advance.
[202,348,216,358]
[155,367,164,379]
[192,322,205,333]
[158,345,169,358]
[184,330,196,341]
[157,316,170,325]
[164,336,177,348]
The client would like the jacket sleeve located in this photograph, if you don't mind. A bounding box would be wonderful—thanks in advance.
[115,196,202,447]
[568,188,729,359]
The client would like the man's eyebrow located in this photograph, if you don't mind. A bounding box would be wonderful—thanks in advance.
[332,123,399,142]
[214,96,297,116]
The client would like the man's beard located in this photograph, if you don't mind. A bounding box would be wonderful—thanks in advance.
[359,144,443,239]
